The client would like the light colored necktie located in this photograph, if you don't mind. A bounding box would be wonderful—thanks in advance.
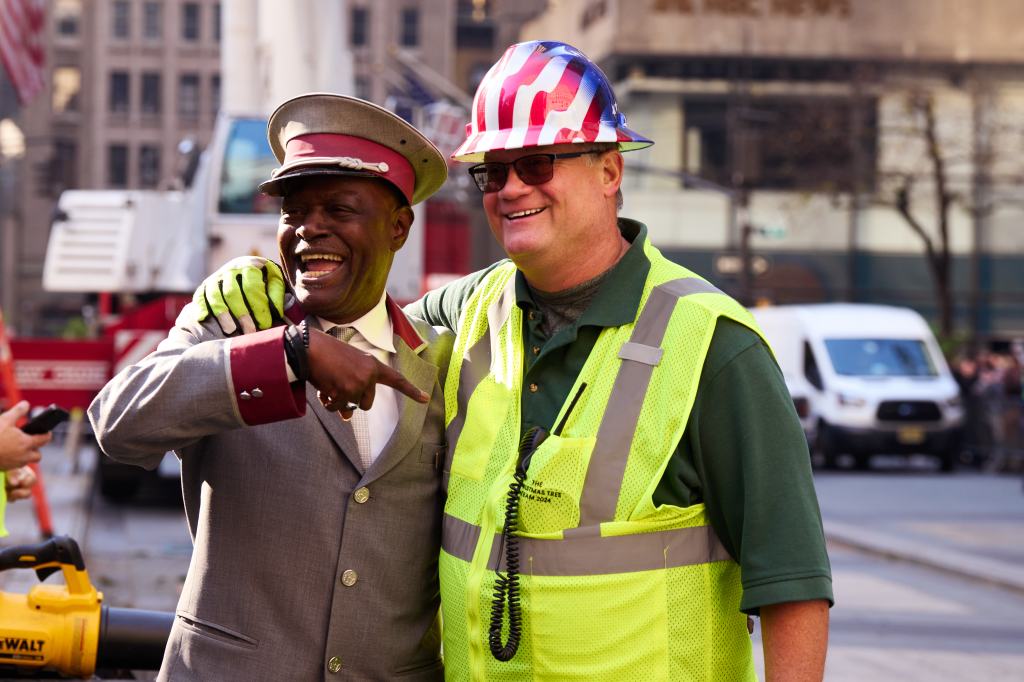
[329,326,374,470]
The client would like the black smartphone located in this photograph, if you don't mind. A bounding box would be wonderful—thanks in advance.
[21,405,71,435]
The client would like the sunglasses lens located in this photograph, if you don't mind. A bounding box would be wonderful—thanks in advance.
[468,155,558,193]
[513,155,555,185]
[469,164,507,193]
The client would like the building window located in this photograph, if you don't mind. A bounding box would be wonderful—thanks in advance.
[139,145,161,188]
[457,0,490,21]
[684,96,877,192]
[108,144,129,187]
[351,6,368,46]
[141,73,162,115]
[54,0,81,36]
[182,2,201,41]
[54,139,77,191]
[52,66,81,113]
[400,7,419,47]
[212,3,221,42]
[354,76,370,101]
[112,0,131,39]
[109,72,130,114]
[143,1,162,39]
[210,74,221,118]
[179,73,200,120]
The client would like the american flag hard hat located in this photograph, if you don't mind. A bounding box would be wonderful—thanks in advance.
[451,40,653,162]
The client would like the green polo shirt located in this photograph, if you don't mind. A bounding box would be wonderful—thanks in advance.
[406,219,833,614]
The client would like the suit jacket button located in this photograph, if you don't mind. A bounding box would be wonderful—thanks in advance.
[251,388,263,398]
[327,656,342,673]
[353,487,370,504]
[341,569,358,586]
[239,391,251,400]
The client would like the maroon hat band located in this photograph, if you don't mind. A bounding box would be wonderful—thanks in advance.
[276,133,416,203]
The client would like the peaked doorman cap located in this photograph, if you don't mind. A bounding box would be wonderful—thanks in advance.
[259,92,447,205]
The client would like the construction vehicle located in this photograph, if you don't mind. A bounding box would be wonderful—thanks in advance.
[22,0,473,500]
[0,535,171,678]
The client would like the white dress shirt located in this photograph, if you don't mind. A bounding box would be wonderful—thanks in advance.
[285,292,399,463]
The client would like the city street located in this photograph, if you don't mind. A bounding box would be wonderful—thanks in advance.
[2,446,1023,680]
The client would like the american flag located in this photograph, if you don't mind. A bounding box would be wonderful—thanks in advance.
[0,0,46,105]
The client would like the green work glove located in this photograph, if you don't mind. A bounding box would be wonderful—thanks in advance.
[193,256,287,335]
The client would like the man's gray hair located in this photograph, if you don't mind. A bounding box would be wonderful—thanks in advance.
[583,143,624,211]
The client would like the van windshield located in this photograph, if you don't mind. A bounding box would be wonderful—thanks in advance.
[824,339,937,377]
[218,118,281,215]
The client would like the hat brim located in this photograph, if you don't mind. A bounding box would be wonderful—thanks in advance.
[258,165,394,198]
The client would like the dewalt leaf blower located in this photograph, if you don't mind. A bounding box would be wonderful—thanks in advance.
[0,535,172,678]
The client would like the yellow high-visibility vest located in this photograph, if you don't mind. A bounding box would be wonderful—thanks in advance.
[440,237,767,681]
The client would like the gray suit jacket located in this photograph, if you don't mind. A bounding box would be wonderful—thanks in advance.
[89,303,453,681]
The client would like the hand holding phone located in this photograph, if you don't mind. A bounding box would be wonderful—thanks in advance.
[21,405,71,435]
[0,401,53,470]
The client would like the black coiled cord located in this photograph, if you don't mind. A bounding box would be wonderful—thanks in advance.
[488,426,543,661]
[488,465,526,661]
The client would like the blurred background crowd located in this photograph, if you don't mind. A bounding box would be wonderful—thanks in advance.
[953,346,1024,472]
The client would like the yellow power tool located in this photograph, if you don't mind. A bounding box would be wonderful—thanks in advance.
[0,535,172,678]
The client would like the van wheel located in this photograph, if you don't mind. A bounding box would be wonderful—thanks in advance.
[853,453,872,470]
[816,422,838,469]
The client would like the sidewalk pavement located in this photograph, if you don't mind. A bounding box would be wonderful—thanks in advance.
[815,469,1024,594]
[4,444,1023,595]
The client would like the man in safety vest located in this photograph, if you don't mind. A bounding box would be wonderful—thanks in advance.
[199,40,832,681]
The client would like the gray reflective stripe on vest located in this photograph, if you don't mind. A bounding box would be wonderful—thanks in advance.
[576,277,725,527]
[443,336,490,492]
[442,513,731,576]
[443,278,516,492]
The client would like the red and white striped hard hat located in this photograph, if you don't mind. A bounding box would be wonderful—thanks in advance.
[452,41,653,162]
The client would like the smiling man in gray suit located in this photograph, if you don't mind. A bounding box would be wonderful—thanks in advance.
[89,93,452,681]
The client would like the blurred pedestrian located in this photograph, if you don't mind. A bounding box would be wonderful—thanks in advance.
[952,354,985,467]
[978,352,1022,473]
[1001,353,1022,471]
[0,400,48,536]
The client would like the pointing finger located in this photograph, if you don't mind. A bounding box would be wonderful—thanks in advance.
[375,363,429,403]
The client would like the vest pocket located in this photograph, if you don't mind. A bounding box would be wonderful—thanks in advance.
[527,571,670,680]
[517,434,596,534]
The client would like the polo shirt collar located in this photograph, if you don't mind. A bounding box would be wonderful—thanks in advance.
[515,218,651,329]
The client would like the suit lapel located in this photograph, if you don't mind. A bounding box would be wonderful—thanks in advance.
[362,337,438,484]
[307,383,365,474]
[302,316,364,473]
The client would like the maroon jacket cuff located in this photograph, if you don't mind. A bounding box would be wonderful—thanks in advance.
[229,327,306,425]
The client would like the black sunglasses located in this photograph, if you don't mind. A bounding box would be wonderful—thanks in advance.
[467,151,602,193]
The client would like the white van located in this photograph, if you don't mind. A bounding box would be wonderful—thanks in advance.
[750,304,964,471]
